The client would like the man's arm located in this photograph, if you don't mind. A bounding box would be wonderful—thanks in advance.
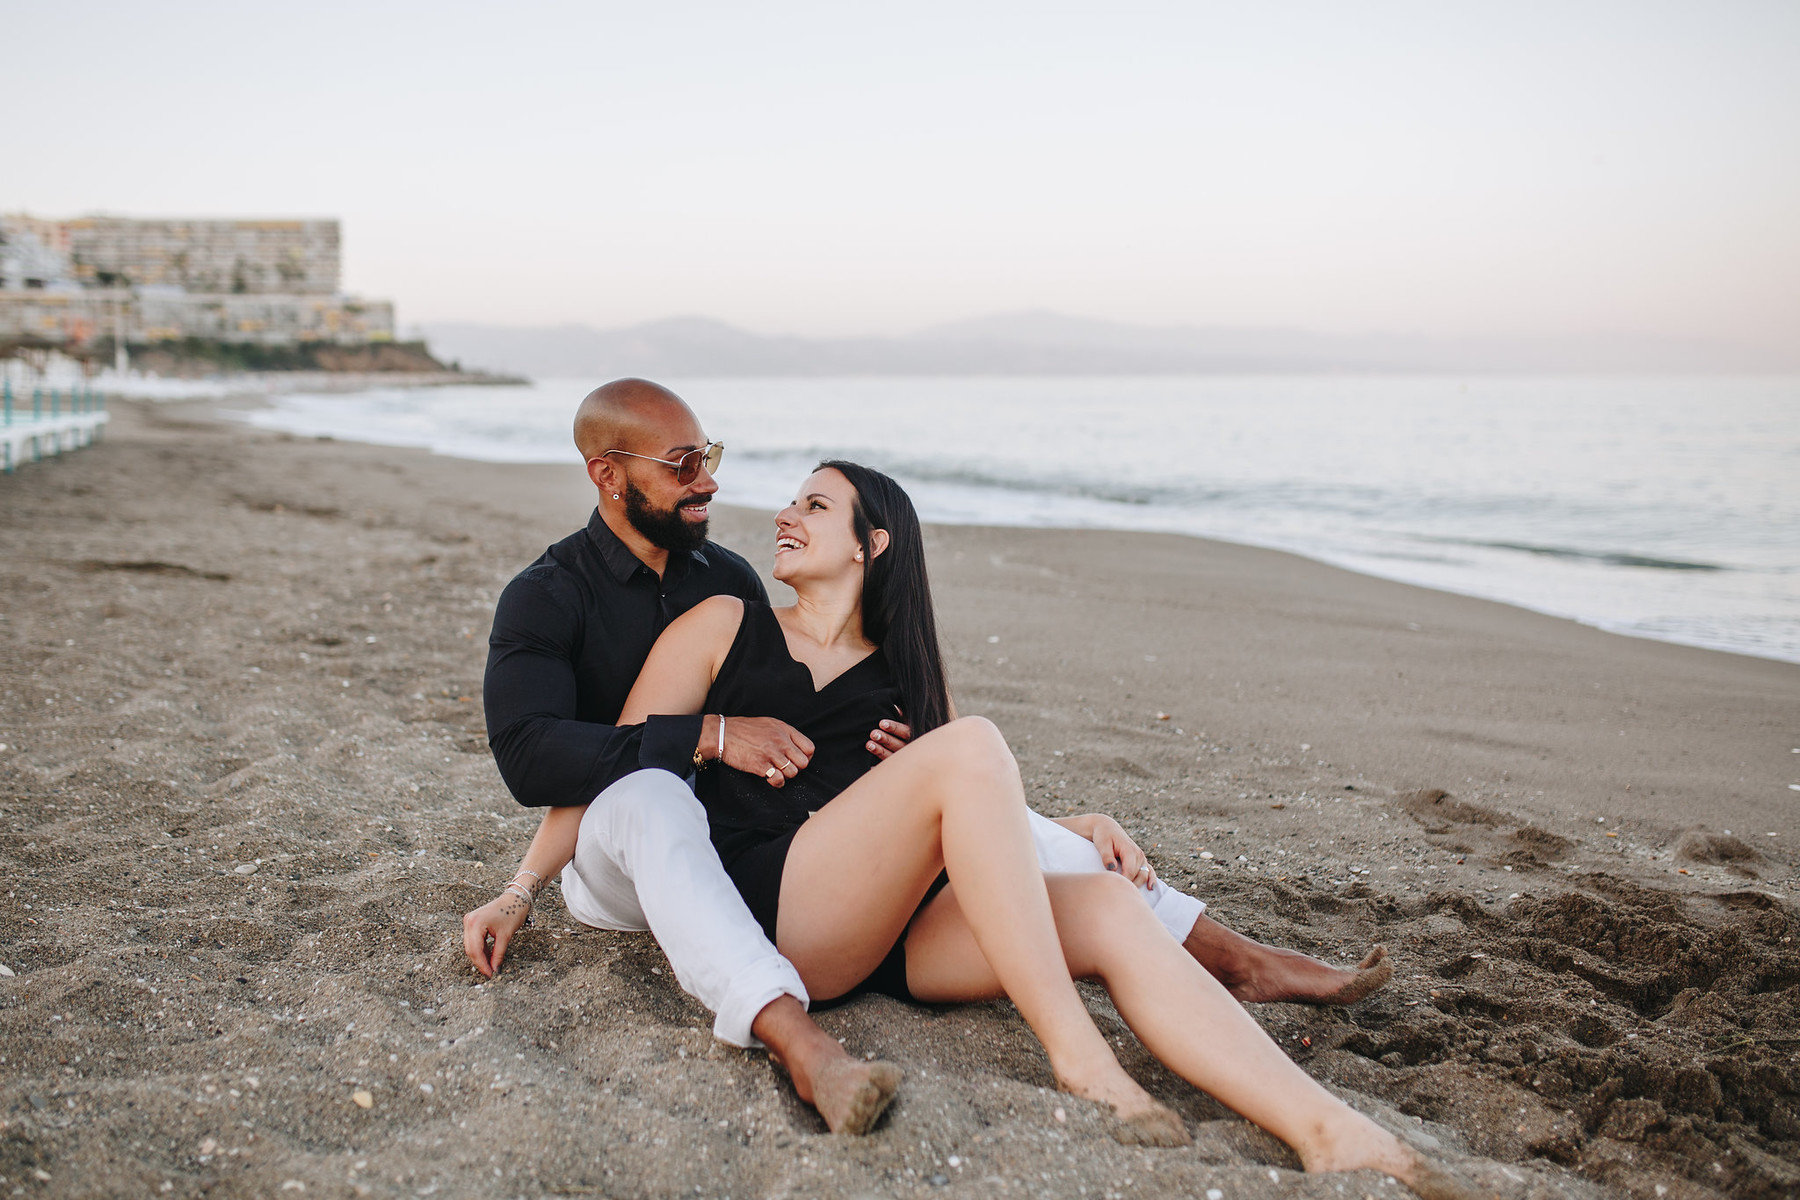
[484,569,702,808]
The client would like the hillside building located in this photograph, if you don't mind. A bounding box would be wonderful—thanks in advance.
[0,214,394,348]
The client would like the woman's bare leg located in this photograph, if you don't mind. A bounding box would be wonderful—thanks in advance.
[903,873,1462,1195]
[777,717,1183,1141]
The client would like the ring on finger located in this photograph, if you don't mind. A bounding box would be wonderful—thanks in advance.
[780,759,794,771]
[764,766,781,780]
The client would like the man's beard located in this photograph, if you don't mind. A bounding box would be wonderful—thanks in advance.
[624,480,710,553]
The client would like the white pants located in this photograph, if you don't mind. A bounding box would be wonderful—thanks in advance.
[560,768,1206,1047]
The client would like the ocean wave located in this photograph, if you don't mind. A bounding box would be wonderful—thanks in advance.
[729,444,1398,513]
[1428,538,1730,572]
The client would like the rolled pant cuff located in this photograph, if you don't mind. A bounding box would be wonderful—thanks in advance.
[1147,882,1206,943]
[713,956,810,1049]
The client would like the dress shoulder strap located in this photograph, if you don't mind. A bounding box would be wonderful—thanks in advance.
[713,599,787,687]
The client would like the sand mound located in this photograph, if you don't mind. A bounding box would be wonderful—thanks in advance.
[1675,830,1764,867]
[1399,789,1509,831]
[1197,870,1800,1199]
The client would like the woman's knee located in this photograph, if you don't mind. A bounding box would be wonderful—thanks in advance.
[920,715,1016,774]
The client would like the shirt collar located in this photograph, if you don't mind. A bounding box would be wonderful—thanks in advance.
[585,508,710,584]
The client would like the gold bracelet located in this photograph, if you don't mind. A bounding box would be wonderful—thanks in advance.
[693,715,722,769]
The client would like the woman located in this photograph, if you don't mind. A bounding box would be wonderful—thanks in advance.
[475,462,1465,1195]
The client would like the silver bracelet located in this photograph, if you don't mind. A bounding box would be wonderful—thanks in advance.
[502,881,534,905]
[512,868,542,886]
[717,714,726,762]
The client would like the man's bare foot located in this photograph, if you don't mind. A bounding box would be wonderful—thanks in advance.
[1319,946,1393,1005]
[1056,1075,1192,1148]
[804,1057,904,1135]
[753,995,901,1135]
[1183,914,1392,1005]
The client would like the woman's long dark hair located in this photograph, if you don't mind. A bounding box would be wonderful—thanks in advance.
[818,460,951,737]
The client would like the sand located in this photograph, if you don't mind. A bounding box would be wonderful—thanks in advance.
[1,399,1796,1200]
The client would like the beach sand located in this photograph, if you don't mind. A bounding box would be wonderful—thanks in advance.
[2,400,1796,1199]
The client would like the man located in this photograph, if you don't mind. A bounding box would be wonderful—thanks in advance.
[465,379,1389,1134]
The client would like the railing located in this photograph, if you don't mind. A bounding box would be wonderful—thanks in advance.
[1,379,110,473]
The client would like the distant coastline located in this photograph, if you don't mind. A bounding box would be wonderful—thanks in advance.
[424,310,1800,381]
[117,336,445,376]
[0,339,526,393]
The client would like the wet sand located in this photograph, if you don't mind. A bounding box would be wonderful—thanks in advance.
[1,399,1796,1199]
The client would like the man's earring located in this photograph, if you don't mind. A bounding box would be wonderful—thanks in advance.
[612,493,620,500]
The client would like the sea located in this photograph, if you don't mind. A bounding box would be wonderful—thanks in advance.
[228,374,1800,666]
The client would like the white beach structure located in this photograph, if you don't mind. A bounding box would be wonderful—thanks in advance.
[1,362,109,474]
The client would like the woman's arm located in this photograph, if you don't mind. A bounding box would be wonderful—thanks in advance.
[462,804,588,977]
[617,594,744,725]
[1052,812,1156,886]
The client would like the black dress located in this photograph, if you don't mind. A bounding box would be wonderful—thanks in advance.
[697,601,943,1003]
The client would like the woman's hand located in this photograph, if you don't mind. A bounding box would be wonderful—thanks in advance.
[866,718,912,760]
[462,890,532,978]
[1086,814,1157,889]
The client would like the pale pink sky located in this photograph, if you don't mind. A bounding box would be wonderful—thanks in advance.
[7,1,1798,355]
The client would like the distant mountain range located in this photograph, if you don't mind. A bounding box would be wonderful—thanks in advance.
[421,312,1796,379]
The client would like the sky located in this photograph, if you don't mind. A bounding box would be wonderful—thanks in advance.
[5,1,1798,353]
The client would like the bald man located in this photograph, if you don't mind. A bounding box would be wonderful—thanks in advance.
[469,379,1389,1134]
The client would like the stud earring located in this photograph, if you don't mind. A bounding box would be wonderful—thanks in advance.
[612,493,620,500]
[854,550,864,562]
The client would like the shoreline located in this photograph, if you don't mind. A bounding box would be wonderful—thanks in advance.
[1,400,1796,1198]
[222,380,1800,670]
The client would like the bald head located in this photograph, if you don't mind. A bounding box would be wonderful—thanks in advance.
[573,378,698,462]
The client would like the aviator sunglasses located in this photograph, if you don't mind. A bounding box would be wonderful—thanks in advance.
[600,441,724,485]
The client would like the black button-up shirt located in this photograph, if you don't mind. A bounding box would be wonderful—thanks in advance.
[484,509,768,808]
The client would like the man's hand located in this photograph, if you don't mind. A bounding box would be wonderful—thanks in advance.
[715,715,815,788]
[866,718,913,761]
[463,891,531,978]
[1085,813,1157,889]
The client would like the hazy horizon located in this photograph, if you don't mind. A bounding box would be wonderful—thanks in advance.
[6,2,1798,357]
[417,309,1800,377]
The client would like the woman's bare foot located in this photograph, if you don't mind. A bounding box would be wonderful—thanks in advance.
[1056,1072,1192,1147]
[1302,1114,1485,1200]
[1106,1102,1192,1148]
[1183,914,1392,1005]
